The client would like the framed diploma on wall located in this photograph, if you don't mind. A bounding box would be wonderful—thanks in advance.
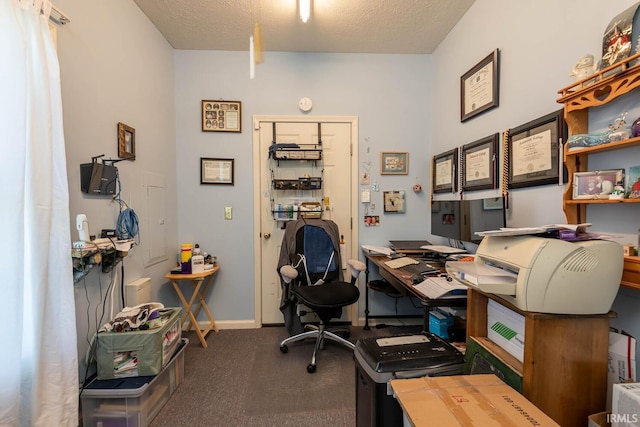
[432,148,458,194]
[461,49,500,122]
[462,133,499,191]
[507,109,567,189]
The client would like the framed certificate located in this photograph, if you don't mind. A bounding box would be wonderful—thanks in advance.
[507,109,567,189]
[200,158,234,185]
[461,49,500,122]
[462,133,499,191]
[432,148,458,194]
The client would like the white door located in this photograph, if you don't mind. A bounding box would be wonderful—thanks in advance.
[253,117,358,325]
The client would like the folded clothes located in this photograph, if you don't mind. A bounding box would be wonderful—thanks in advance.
[100,302,165,333]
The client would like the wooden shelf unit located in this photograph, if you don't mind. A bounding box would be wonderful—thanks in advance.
[557,52,640,289]
[467,290,613,427]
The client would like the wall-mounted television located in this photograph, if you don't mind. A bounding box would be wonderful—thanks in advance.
[430,197,506,244]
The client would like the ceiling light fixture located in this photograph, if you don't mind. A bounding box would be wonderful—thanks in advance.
[299,0,311,23]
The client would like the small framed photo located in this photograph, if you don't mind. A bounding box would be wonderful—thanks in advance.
[202,100,241,132]
[201,158,234,185]
[461,49,500,122]
[628,165,640,198]
[462,133,499,191]
[383,191,406,213]
[117,122,135,160]
[432,148,458,194]
[483,197,504,210]
[572,169,625,199]
[380,152,408,175]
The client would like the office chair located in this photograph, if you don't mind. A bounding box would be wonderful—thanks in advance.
[278,218,365,373]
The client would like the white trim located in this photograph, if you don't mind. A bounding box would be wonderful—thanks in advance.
[252,115,359,328]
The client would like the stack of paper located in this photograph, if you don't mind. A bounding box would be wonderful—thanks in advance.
[445,261,517,295]
[413,276,468,299]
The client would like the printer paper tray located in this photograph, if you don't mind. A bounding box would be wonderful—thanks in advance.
[446,262,517,295]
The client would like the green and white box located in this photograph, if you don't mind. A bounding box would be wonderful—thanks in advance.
[95,307,182,380]
[486,299,525,362]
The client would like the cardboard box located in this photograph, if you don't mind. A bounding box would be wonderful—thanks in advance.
[589,412,612,427]
[612,383,640,427]
[390,374,560,426]
[608,331,637,411]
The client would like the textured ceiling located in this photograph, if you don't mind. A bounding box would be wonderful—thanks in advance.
[133,0,475,54]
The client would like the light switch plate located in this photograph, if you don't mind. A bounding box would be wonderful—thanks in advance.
[224,206,232,220]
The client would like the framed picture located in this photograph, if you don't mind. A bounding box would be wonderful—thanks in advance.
[628,165,640,198]
[483,197,504,210]
[117,122,135,160]
[383,191,406,213]
[432,148,458,194]
[380,152,408,175]
[572,169,625,199]
[507,109,567,189]
[461,49,500,122]
[462,133,499,191]
[200,158,234,185]
[202,100,241,132]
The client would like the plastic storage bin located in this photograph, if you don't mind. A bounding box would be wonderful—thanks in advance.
[95,307,182,380]
[81,338,187,427]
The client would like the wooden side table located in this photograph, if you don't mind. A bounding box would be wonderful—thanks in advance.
[165,266,220,348]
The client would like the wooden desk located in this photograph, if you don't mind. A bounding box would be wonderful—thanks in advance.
[165,266,220,348]
[363,254,467,331]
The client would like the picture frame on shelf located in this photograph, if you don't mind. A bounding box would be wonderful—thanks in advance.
[507,109,567,189]
[461,49,500,122]
[462,133,499,191]
[432,148,458,194]
[383,191,406,213]
[200,158,234,185]
[572,169,625,200]
[628,165,640,198]
[117,122,135,160]
[380,152,408,175]
[483,197,504,210]
[202,100,241,132]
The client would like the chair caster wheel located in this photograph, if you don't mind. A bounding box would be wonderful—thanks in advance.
[307,364,316,373]
[280,345,288,353]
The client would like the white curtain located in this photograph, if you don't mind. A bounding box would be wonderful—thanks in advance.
[0,1,78,426]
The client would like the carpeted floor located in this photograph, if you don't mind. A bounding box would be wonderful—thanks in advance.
[149,324,421,427]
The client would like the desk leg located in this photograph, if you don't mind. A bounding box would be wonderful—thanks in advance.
[422,305,429,334]
[364,258,370,330]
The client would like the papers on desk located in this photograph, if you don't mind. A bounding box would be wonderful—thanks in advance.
[446,261,517,295]
[361,245,393,256]
[475,223,591,237]
[419,245,467,254]
[413,276,468,299]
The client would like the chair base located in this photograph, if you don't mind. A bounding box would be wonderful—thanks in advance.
[280,323,355,373]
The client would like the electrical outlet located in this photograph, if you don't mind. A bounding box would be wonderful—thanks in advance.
[224,206,232,220]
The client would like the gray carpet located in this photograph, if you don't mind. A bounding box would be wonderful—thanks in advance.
[149,324,421,427]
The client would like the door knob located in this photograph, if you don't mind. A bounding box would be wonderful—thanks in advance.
[264,232,271,240]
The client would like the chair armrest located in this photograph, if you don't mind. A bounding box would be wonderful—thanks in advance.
[280,265,298,284]
[347,259,366,282]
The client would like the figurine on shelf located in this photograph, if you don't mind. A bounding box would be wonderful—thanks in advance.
[569,54,600,82]
[567,112,631,149]
[631,115,640,137]
[608,112,631,142]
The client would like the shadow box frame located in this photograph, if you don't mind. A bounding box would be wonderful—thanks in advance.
[202,100,242,133]
[380,151,409,175]
[507,109,567,189]
[462,133,499,191]
[117,122,135,160]
[432,148,458,194]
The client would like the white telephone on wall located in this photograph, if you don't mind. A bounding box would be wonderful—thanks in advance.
[76,214,90,242]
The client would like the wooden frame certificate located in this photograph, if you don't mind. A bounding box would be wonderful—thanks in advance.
[507,109,566,189]
[201,158,234,185]
[462,133,498,191]
[461,49,500,122]
[433,148,458,193]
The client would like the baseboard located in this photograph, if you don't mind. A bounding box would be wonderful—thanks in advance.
[183,319,259,331]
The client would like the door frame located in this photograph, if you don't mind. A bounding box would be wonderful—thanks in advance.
[252,115,360,327]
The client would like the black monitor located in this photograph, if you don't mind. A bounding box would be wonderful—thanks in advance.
[430,197,506,244]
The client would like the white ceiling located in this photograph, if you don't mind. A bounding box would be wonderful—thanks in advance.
[133,0,475,54]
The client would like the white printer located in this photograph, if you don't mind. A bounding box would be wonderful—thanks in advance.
[446,235,623,315]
